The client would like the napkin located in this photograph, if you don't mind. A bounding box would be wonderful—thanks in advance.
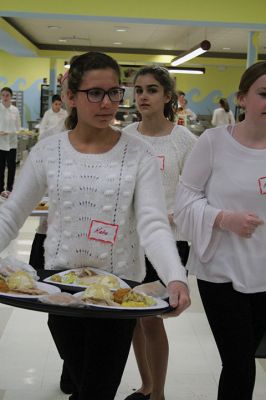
[0,256,39,281]
[133,280,168,299]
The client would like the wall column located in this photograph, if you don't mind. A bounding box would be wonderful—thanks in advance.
[246,31,259,68]
[49,58,57,106]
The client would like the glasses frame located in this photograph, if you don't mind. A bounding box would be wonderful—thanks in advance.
[76,87,125,103]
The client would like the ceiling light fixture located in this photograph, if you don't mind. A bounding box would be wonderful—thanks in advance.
[115,27,128,32]
[168,67,205,75]
[119,64,205,75]
[48,25,61,30]
[171,40,211,66]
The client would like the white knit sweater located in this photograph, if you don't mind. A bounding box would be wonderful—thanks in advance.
[124,123,197,239]
[0,130,187,285]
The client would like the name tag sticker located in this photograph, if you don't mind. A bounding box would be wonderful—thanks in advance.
[157,155,165,171]
[258,176,266,195]
[88,220,119,244]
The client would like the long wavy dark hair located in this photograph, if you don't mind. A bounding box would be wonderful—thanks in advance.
[65,52,121,130]
[219,98,230,113]
[133,66,177,122]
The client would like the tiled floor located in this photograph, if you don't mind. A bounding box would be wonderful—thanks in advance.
[0,216,266,399]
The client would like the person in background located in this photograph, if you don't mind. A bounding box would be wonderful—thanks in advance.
[174,61,266,400]
[124,66,196,400]
[176,90,185,107]
[177,97,197,122]
[57,73,63,85]
[38,93,67,139]
[0,87,21,199]
[0,52,190,400]
[211,97,235,126]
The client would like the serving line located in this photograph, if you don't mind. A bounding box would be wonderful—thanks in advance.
[0,270,172,319]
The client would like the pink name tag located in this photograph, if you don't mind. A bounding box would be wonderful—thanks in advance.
[157,155,165,171]
[258,176,266,195]
[88,220,119,244]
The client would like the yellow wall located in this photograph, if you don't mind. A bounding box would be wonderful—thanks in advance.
[0,51,50,89]
[2,0,266,25]
[0,50,247,123]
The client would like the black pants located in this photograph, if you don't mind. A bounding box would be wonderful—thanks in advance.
[0,149,17,192]
[48,315,136,400]
[143,241,190,283]
[198,279,266,400]
[29,233,46,270]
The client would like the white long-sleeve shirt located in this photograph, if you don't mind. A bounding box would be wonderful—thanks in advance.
[39,108,68,139]
[0,130,187,286]
[124,123,197,239]
[0,103,21,150]
[174,125,266,293]
[211,107,235,126]
[36,121,68,234]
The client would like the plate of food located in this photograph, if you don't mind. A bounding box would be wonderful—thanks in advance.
[0,270,61,298]
[34,197,49,210]
[44,267,130,290]
[73,285,169,311]
[31,197,49,215]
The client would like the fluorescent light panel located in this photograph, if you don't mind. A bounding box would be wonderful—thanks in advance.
[168,68,204,74]
[171,40,211,66]
[120,64,205,75]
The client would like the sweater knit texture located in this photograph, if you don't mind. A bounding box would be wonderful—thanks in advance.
[124,123,197,239]
[0,130,187,285]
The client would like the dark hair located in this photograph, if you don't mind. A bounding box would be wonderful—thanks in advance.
[1,87,13,96]
[237,61,266,96]
[66,52,121,129]
[219,98,230,112]
[238,112,245,122]
[133,66,177,122]
[52,94,62,103]
[177,90,185,97]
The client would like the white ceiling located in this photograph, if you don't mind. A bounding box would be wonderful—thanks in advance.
[3,16,266,61]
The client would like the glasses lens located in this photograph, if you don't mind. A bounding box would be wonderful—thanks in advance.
[87,89,105,102]
[108,88,124,102]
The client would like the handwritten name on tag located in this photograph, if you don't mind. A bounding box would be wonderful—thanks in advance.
[157,155,165,171]
[258,176,266,195]
[88,220,119,244]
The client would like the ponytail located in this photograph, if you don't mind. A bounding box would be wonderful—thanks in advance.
[65,108,78,130]
[219,98,230,113]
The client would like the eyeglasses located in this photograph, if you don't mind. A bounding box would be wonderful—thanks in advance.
[76,87,125,103]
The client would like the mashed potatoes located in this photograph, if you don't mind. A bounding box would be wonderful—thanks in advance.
[7,271,36,290]
[81,284,114,305]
